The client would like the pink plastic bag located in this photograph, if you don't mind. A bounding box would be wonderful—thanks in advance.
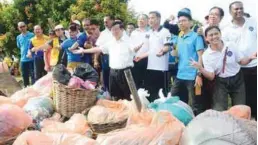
[13,131,98,145]
[68,76,96,90]
[33,73,53,95]
[0,104,32,144]
[41,114,92,136]
[224,105,251,120]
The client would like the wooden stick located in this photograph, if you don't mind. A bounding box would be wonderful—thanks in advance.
[124,69,142,112]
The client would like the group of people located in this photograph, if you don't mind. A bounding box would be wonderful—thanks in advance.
[16,1,257,118]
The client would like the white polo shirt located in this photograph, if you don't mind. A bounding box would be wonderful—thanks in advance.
[96,28,113,46]
[100,34,135,69]
[130,28,150,57]
[202,42,244,78]
[222,18,257,68]
[147,27,171,71]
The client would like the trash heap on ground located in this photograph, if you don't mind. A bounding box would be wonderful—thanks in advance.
[0,63,256,145]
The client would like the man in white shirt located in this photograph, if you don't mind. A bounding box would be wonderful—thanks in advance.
[95,15,114,92]
[136,11,172,102]
[131,14,149,89]
[73,21,142,100]
[223,1,257,119]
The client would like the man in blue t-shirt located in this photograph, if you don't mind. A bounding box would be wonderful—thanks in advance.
[61,24,82,70]
[16,22,35,87]
[161,8,204,115]
[69,18,93,65]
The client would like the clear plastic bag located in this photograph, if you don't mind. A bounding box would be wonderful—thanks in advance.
[23,96,54,130]
[180,110,257,145]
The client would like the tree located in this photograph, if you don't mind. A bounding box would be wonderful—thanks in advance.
[69,0,137,30]
[0,0,137,58]
[0,2,23,57]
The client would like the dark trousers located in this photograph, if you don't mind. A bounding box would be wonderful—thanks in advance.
[145,70,167,102]
[101,54,110,91]
[57,49,67,67]
[213,71,246,111]
[109,68,131,100]
[171,78,202,115]
[34,56,47,81]
[132,58,147,89]
[241,67,257,119]
[200,77,214,110]
[20,61,34,87]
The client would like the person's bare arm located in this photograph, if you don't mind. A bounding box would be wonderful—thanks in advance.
[190,59,215,81]
[239,52,257,65]
[72,47,102,54]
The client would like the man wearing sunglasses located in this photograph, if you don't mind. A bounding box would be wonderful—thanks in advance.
[16,22,35,87]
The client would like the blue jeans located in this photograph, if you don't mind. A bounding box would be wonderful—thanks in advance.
[20,61,34,87]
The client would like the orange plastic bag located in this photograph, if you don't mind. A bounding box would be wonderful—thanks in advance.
[41,114,91,136]
[224,105,251,120]
[97,111,185,145]
[0,104,32,144]
[10,87,40,107]
[126,110,154,127]
[88,99,129,124]
[0,96,12,105]
[13,131,99,145]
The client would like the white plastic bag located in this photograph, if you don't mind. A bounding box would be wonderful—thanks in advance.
[130,88,150,110]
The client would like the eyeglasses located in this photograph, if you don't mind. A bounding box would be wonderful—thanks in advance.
[19,25,26,28]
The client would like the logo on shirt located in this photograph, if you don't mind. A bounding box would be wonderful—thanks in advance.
[166,36,171,41]
[227,51,233,57]
[145,34,150,39]
[249,26,254,32]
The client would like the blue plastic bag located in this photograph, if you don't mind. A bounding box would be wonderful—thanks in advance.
[148,89,194,125]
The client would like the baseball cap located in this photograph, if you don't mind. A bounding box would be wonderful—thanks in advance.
[54,24,64,30]
[178,8,192,20]
[72,20,81,26]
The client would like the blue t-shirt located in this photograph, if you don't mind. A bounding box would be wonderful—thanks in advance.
[77,32,92,64]
[61,38,81,63]
[16,32,34,62]
[173,31,204,80]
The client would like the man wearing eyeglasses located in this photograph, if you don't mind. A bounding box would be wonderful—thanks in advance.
[16,22,35,87]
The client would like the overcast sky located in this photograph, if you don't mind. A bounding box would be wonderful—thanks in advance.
[128,0,257,26]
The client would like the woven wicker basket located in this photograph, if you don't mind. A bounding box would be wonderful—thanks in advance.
[52,80,97,118]
[89,119,128,134]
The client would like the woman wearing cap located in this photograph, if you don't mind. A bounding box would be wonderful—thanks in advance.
[190,26,257,111]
